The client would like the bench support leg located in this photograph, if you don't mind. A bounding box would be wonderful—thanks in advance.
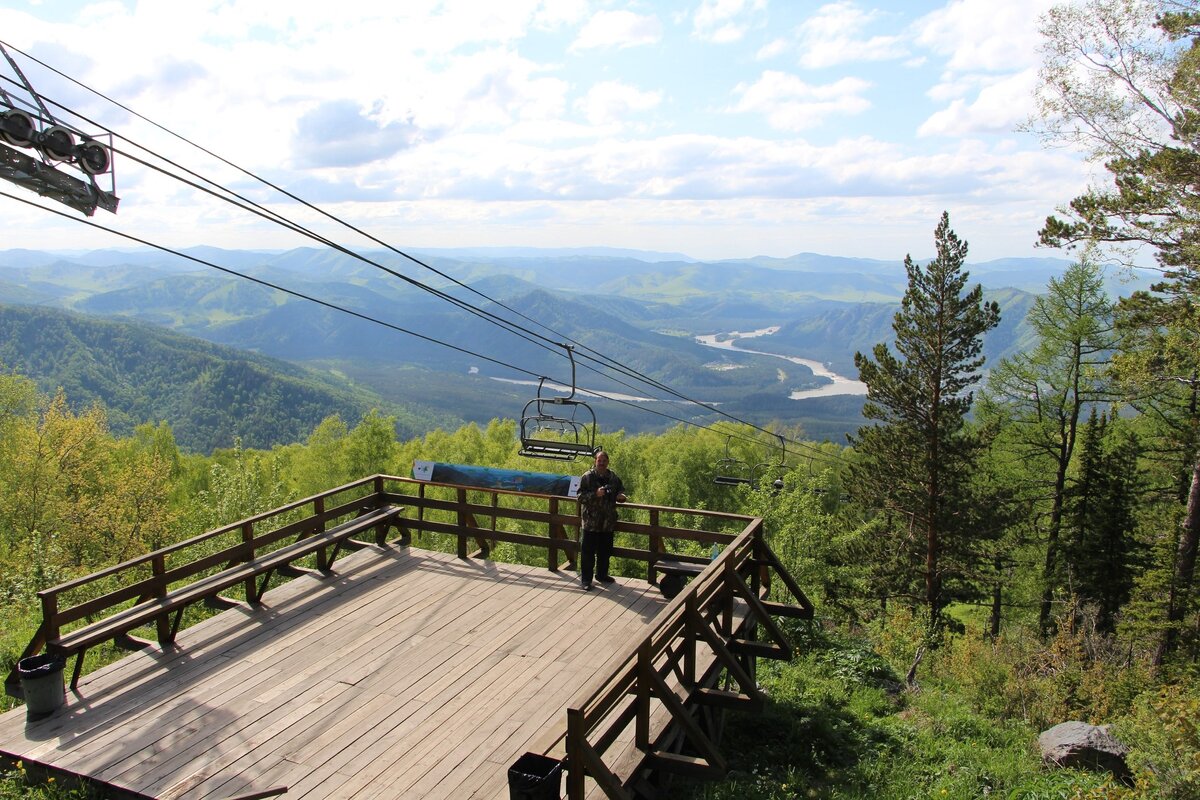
[69,651,85,691]
[253,572,273,604]
[168,608,185,644]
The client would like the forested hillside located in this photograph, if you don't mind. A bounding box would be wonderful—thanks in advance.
[0,304,453,452]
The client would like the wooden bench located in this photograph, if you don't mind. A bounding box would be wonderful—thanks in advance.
[36,504,406,692]
[653,556,708,598]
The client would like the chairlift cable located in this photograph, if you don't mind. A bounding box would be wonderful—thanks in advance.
[0,69,710,421]
[4,184,843,467]
[0,189,545,380]
[0,43,795,437]
[0,44,850,468]
[0,41,709,401]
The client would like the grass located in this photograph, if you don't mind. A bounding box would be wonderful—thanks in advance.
[0,766,98,800]
[663,626,1124,800]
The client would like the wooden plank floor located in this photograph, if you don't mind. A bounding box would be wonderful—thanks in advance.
[0,544,670,799]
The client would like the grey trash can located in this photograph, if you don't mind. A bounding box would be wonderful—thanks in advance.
[17,654,65,720]
[508,752,562,800]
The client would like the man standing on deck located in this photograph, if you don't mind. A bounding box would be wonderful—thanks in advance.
[577,450,627,591]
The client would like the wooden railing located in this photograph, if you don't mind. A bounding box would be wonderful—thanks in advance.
[562,515,813,798]
[9,473,814,798]
[6,475,400,695]
[8,475,758,693]
[377,474,756,581]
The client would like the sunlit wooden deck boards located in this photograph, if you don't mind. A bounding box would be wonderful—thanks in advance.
[0,544,670,799]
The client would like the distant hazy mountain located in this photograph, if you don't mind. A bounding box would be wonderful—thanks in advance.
[407,245,697,263]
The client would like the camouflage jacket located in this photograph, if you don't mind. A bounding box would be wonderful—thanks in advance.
[577,468,625,532]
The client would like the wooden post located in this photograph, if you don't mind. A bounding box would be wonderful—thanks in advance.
[40,591,59,645]
[153,553,172,644]
[684,594,697,686]
[549,497,560,571]
[456,488,468,559]
[722,559,734,637]
[566,707,587,799]
[636,639,652,750]
[418,482,426,535]
[314,496,328,572]
[749,522,764,686]
[242,522,257,603]
[648,509,662,584]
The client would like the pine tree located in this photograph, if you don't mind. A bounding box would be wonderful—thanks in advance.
[1033,0,1200,661]
[1065,409,1145,633]
[849,212,1001,629]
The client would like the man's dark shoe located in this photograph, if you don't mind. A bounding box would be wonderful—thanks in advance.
[582,581,593,591]
[597,575,615,584]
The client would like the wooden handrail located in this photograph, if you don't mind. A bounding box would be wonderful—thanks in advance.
[563,517,813,798]
[23,475,755,683]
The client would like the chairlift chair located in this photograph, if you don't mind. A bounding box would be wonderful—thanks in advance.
[518,346,599,461]
[712,436,752,486]
[751,434,788,492]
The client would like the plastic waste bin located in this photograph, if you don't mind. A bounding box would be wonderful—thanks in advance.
[17,654,65,720]
[507,752,562,800]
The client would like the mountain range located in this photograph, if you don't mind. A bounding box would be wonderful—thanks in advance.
[0,246,1153,451]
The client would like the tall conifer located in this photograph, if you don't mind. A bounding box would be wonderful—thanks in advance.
[850,212,1000,629]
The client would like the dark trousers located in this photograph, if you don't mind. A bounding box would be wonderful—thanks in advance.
[580,528,613,584]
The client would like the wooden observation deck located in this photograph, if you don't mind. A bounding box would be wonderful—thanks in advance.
[0,474,812,799]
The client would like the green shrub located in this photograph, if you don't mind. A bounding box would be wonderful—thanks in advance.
[1116,685,1200,799]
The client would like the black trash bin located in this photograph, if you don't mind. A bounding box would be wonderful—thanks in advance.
[17,654,65,720]
[508,752,562,800]
[659,572,686,599]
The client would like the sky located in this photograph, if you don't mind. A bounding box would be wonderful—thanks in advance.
[0,0,1100,263]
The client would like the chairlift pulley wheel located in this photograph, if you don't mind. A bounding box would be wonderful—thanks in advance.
[77,140,111,175]
[38,125,76,161]
[1,109,35,148]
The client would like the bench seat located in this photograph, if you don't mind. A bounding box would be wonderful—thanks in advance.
[44,504,405,690]
[652,556,709,599]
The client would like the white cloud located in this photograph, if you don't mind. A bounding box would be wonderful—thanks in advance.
[692,0,767,44]
[908,0,1051,136]
[912,0,1053,74]
[731,71,871,131]
[796,1,907,69]
[755,38,789,61]
[570,10,662,51]
[919,69,1039,136]
[0,0,1095,262]
[576,81,662,126]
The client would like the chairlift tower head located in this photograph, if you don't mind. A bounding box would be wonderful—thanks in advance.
[0,43,119,216]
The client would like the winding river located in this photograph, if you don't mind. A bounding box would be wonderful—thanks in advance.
[490,326,866,404]
[695,326,868,400]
